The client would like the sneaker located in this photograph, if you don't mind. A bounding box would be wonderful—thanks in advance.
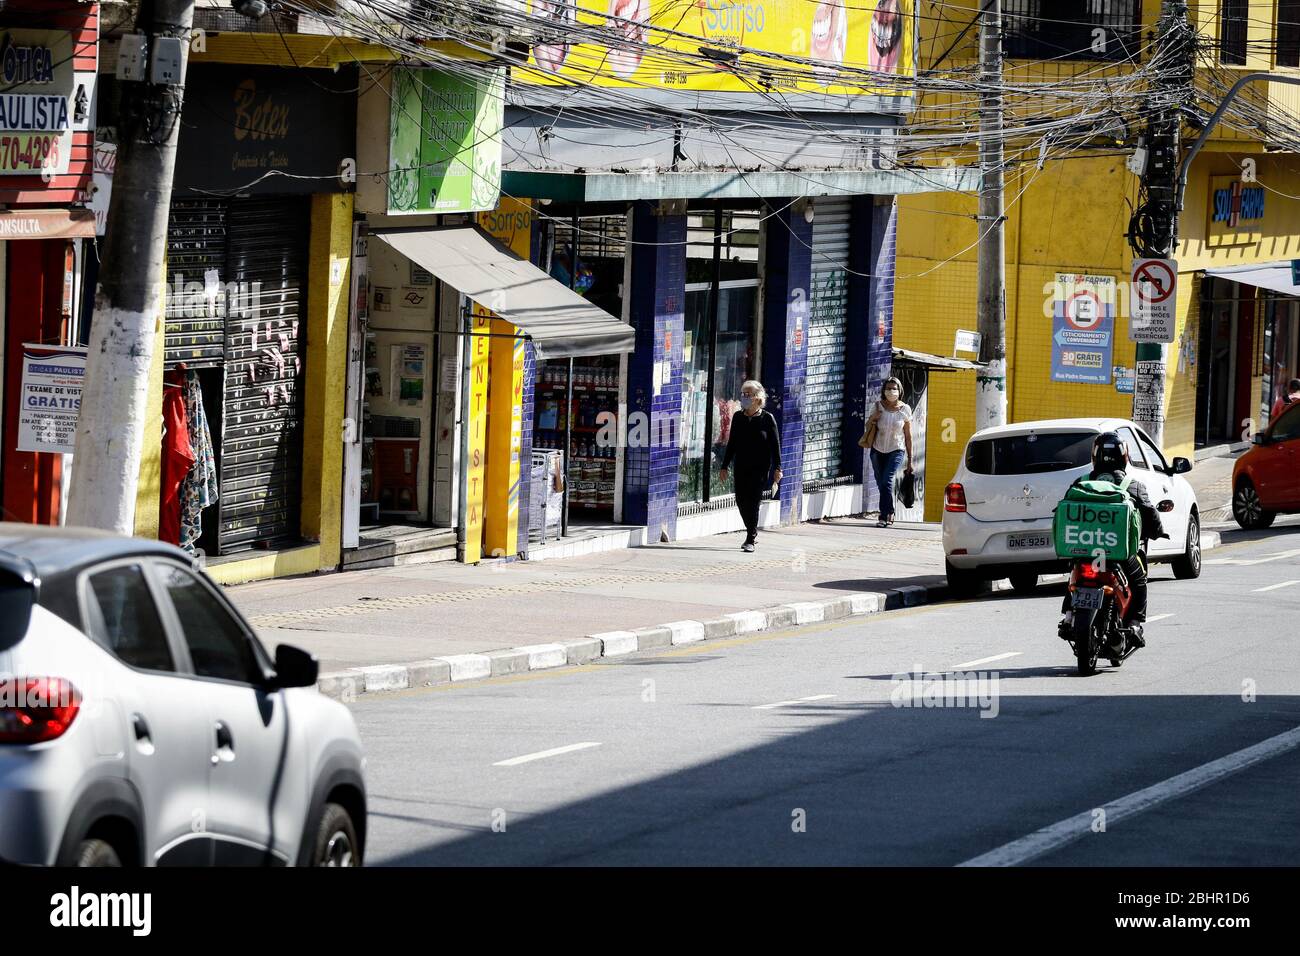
[1057,618,1073,640]
[742,541,755,553]
[1127,623,1145,648]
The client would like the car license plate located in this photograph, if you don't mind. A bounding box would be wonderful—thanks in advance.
[1072,587,1104,610]
[1007,531,1051,550]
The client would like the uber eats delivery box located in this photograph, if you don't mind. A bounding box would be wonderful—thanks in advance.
[1053,478,1141,562]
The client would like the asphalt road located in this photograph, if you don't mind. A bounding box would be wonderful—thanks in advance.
[351,524,1300,866]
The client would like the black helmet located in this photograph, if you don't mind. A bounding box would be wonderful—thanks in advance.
[1092,431,1128,474]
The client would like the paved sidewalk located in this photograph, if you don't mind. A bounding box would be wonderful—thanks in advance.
[226,452,1235,694]
[230,518,948,673]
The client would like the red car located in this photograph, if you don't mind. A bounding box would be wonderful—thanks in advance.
[1232,401,1300,528]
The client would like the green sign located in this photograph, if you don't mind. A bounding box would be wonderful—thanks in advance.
[388,68,503,215]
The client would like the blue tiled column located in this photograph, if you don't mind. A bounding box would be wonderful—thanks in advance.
[623,201,686,541]
[843,196,898,483]
[760,203,813,525]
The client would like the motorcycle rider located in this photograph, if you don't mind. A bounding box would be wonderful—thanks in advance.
[1058,431,1168,649]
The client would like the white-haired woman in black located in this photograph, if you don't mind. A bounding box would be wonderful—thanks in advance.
[719,380,782,553]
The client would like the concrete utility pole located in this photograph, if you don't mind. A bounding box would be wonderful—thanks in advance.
[1130,0,1193,446]
[976,0,1008,431]
[68,1,196,533]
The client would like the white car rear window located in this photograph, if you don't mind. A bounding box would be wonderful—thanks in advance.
[965,431,1094,475]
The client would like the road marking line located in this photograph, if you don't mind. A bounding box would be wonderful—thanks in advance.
[1252,580,1300,593]
[956,724,1300,867]
[1205,548,1300,567]
[1146,613,1174,623]
[753,694,837,710]
[493,742,601,767]
[950,652,1021,670]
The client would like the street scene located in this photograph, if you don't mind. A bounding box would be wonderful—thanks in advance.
[0,0,1297,918]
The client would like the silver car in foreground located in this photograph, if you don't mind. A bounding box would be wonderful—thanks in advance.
[0,525,365,866]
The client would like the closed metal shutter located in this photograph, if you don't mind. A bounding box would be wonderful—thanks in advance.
[218,198,310,553]
[803,198,851,482]
[165,200,227,367]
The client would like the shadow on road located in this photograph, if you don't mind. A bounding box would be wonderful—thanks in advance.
[376,694,1300,866]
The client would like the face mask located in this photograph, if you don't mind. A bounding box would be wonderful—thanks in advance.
[884,389,900,400]
[740,395,754,410]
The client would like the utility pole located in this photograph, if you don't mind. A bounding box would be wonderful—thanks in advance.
[976,0,1008,431]
[68,1,196,533]
[1130,1,1193,446]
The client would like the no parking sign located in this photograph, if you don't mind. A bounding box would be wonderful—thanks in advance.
[1130,258,1177,343]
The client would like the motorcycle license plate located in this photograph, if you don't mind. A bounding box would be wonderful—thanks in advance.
[1072,587,1104,610]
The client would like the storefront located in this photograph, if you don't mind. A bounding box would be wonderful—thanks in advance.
[0,2,99,527]
[160,62,356,558]
[1200,261,1300,442]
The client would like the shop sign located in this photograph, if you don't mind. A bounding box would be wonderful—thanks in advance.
[1051,273,1115,385]
[388,67,504,215]
[0,207,95,239]
[1207,175,1265,247]
[520,0,919,99]
[173,65,357,195]
[0,29,93,177]
[16,346,86,455]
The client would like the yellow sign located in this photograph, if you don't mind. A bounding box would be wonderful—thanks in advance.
[522,0,916,96]
[464,308,491,563]
[479,197,533,560]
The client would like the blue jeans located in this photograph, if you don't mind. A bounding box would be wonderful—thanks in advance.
[870,448,906,519]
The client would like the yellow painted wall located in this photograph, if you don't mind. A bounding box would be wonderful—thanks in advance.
[133,286,167,540]
[300,192,354,571]
[899,1,1300,521]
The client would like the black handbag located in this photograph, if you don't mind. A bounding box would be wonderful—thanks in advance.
[899,470,916,509]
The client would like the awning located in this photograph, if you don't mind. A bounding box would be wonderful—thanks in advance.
[892,347,985,371]
[1204,261,1300,297]
[370,226,634,359]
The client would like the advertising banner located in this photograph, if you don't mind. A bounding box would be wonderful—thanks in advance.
[0,29,94,177]
[388,68,504,215]
[16,346,86,454]
[1051,273,1116,385]
[520,0,917,98]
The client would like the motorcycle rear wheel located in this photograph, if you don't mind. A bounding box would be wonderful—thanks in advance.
[1072,607,1101,676]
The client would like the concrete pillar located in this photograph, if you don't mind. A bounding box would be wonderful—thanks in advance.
[301,192,354,571]
[623,200,686,541]
[760,203,813,524]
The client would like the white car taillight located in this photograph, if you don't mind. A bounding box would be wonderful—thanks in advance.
[0,677,81,744]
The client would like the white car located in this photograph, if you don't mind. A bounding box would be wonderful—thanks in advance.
[0,525,366,866]
[942,418,1203,594]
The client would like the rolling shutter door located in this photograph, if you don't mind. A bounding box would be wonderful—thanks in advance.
[802,198,850,482]
[165,200,227,367]
[218,198,310,553]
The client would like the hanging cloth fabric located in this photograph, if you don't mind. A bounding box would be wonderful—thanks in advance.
[160,370,195,546]
[179,370,218,554]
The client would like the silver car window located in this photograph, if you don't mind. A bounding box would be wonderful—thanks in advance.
[1118,427,1149,469]
[157,565,263,685]
[87,565,176,673]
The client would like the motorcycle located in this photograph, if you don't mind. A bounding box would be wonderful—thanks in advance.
[1061,543,1147,676]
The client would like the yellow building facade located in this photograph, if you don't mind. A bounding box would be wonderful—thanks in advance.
[898,1,1300,520]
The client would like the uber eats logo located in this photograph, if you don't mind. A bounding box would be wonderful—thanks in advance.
[1063,503,1121,549]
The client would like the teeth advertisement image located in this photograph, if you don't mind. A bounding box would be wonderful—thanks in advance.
[522,0,917,97]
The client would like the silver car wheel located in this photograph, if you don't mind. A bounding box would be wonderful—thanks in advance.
[320,830,355,867]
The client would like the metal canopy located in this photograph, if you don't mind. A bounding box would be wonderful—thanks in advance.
[1204,261,1300,297]
[892,347,985,371]
[502,165,980,203]
[370,226,633,359]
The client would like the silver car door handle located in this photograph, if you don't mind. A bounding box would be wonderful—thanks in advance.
[213,720,235,764]
[131,713,151,742]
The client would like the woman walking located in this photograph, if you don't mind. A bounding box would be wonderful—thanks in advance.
[719,380,782,553]
[865,376,913,528]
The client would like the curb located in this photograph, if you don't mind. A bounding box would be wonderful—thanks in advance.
[314,534,1222,702]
